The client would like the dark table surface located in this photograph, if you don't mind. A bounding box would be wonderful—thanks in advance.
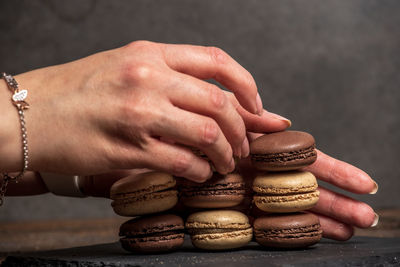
[1,209,399,266]
[3,236,400,267]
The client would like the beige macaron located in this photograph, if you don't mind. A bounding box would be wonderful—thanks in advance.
[110,171,178,216]
[253,171,319,213]
[185,210,253,250]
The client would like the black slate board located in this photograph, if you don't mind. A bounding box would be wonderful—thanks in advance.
[3,237,400,267]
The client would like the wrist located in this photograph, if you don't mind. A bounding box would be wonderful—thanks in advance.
[0,77,24,172]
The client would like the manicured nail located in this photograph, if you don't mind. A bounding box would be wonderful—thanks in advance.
[270,112,292,127]
[241,136,250,158]
[369,180,379,194]
[371,213,379,227]
[256,93,263,116]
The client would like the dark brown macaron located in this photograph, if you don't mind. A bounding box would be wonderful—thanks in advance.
[250,131,317,171]
[253,212,322,248]
[119,214,185,253]
[178,172,246,208]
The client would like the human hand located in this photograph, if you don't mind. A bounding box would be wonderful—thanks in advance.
[303,149,378,241]
[0,41,289,182]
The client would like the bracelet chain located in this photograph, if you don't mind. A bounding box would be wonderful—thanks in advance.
[0,72,29,206]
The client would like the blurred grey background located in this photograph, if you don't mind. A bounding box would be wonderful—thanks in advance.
[0,0,399,222]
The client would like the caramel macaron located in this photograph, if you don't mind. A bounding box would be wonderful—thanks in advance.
[186,210,253,250]
[250,131,317,171]
[253,171,319,213]
[111,171,178,216]
[254,212,322,248]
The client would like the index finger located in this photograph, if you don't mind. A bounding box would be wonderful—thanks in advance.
[303,149,378,194]
[161,44,261,115]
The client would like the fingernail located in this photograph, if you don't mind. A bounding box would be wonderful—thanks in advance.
[256,93,263,116]
[233,146,241,158]
[371,213,379,227]
[228,157,235,173]
[369,180,379,194]
[271,113,292,127]
[241,136,250,158]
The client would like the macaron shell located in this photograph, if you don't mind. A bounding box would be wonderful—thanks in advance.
[112,190,178,216]
[254,190,319,213]
[190,228,253,250]
[179,173,245,208]
[253,171,318,195]
[119,214,185,253]
[186,210,251,229]
[253,213,322,248]
[254,230,322,248]
[250,131,315,154]
[250,131,317,171]
[110,171,176,199]
[119,214,184,236]
[253,171,319,213]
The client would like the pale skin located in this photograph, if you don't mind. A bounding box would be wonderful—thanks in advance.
[0,41,377,241]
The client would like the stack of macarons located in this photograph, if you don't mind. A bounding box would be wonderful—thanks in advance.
[110,171,186,253]
[179,172,253,250]
[109,130,322,253]
[249,131,323,248]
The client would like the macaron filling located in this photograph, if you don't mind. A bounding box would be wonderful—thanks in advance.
[254,191,320,203]
[180,182,245,197]
[112,188,178,205]
[251,145,316,163]
[254,223,322,239]
[121,229,185,243]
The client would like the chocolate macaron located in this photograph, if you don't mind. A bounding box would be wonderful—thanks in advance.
[186,210,253,250]
[250,131,317,171]
[111,171,178,216]
[179,172,246,208]
[119,214,185,253]
[253,171,319,213]
[253,212,322,248]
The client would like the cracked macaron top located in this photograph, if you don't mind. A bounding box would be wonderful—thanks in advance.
[250,131,317,171]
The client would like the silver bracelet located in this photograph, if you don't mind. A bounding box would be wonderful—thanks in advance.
[0,73,29,206]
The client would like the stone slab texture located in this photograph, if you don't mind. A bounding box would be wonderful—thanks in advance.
[3,237,400,266]
[0,0,399,221]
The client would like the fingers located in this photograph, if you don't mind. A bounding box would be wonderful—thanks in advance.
[140,136,214,183]
[161,44,261,115]
[311,186,377,229]
[310,212,354,241]
[303,149,378,194]
[152,106,235,175]
[165,71,247,158]
[225,92,291,133]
